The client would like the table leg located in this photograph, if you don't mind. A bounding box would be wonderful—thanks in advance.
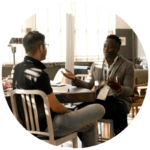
[135,107,138,115]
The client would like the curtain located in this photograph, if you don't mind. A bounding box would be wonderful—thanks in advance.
[3,2,115,65]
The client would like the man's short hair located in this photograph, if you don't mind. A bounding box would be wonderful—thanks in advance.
[107,34,122,47]
[23,31,45,56]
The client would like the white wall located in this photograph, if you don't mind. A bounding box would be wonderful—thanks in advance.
[116,15,131,29]
[116,15,145,59]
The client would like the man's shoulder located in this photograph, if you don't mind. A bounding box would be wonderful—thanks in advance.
[13,62,23,68]
[13,61,48,79]
[119,55,133,66]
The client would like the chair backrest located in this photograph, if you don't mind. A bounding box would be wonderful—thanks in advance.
[75,74,88,81]
[134,69,148,84]
[10,89,55,144]
[54,68,65,83]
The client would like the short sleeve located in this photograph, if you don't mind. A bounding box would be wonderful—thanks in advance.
[33,72,53,95]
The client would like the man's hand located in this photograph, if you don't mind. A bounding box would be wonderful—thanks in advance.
[106,76,121,91]
[61,69,77,82]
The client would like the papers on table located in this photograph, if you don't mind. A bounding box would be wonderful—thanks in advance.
[50,80,68,93]
[50,80,66,87]
[52,86,69,93]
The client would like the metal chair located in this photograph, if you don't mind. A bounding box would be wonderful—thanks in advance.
[75,74,88,81]
[10,89,78,147]
[98,119,114,143]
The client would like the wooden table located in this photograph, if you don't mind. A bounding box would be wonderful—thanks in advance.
[4,86,95,103]
[4,86,95,110]
[55,86,95,103]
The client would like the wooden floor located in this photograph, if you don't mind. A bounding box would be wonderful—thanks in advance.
[59,111,135,148]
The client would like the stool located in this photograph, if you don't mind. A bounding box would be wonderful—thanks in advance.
[98,119,114,143]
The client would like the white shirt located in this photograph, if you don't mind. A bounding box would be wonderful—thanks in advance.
[103,55,119,96]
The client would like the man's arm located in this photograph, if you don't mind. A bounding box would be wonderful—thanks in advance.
[115,63,134,97]
[34,73,70,114]
[106,63,134,97]
[47,92,70,114]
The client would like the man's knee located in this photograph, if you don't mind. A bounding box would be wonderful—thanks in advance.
[89,104,105,119]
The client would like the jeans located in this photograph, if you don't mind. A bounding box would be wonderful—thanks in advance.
[52,104,105,147]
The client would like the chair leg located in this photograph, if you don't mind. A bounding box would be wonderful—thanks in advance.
[61,144,63,147]
[131,107,134,118]
[72,137,78,148]
[100,122,103,142]
[135,107,138,115]
[109,122,114,139]
[97,122,102,143]
[82,143,84,148]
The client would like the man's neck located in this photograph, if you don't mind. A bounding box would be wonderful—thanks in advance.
[105,55,118,67]
[106,59,114,67]
[26,54,41,61]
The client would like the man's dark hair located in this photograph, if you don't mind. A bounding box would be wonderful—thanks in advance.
[23,31,45,56]
[107,34,122,47]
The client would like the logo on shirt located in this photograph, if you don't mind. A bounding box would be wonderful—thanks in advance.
[27,60,33,63]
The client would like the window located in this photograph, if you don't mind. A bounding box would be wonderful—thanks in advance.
[3,2,115,65]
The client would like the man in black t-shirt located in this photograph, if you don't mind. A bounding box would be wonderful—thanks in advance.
[12,55,55,131]
[12,32,57,131]
[12,31,105,147]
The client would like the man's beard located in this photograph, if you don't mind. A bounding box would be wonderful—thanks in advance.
[40,51,46,61]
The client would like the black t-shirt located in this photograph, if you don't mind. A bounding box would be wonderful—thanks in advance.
[12,56,55,131]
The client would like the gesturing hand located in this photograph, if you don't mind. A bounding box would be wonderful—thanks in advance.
[106,76,121,91]
[61,69,76,82]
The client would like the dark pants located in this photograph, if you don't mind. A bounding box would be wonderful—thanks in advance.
[76,96,128,138]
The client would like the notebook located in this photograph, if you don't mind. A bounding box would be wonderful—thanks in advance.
[52,86,69,93]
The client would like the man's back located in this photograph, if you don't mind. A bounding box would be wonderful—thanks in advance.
[12,56,55,131]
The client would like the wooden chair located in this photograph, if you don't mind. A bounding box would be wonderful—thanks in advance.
[10,89,78,147]
[131,77,147,117]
